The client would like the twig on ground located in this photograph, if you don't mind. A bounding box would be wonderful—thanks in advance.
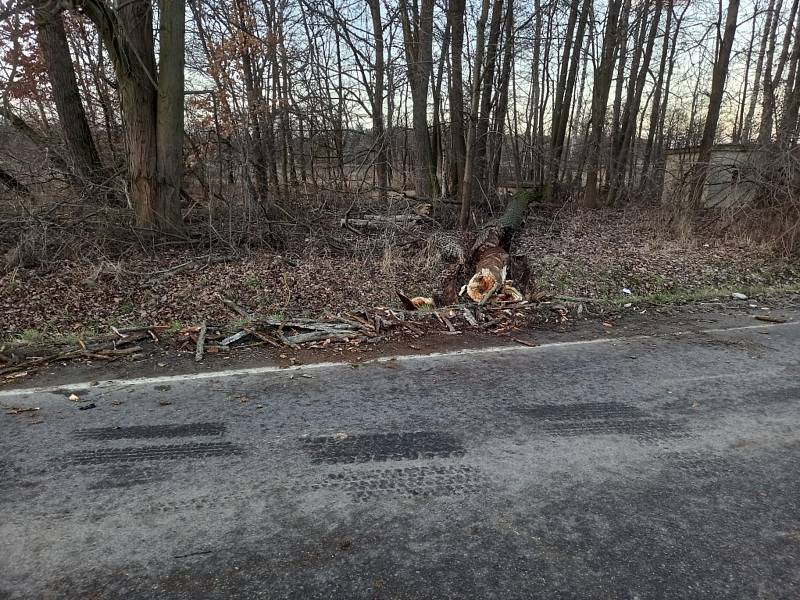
[195,320,207,362]
[220,330,250,346]
[218,294,251,319]
[754,315,787,323]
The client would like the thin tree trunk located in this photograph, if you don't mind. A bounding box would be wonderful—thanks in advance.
[367,0,388,193]
[490,0,514,187]
[399,0,437,200]
[460,0,491,228]
[743,0,773,142]
[547,0,591,196]
[758,0,785,143]
[779,7,800,142]
[608,0,663,205]
[692,0,741,202]
[472,0,505,203]
[584,0,625,207]
[640,0,673,191]
[448,0,467,200]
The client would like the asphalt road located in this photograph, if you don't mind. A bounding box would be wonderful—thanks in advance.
[2,312,800,599]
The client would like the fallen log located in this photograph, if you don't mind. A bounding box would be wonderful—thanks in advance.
[282,330,361,345]
[340,214,424,229]
[465,189,539,303]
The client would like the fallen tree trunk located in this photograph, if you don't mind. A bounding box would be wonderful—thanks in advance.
[465,189,538,303]
[340,214,424,228]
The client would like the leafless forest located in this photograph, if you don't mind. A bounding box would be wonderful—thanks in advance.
[1,0,799,340]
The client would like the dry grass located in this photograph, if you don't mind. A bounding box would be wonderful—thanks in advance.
[518,202,798,299]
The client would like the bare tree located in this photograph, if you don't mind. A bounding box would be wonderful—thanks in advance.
[692,0,741,201]
[399,0,437,199]
[33,2,104,182]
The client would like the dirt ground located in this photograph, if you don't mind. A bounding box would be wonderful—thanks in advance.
[2,203,798,345]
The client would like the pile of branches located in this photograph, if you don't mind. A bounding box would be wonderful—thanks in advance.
[0,288,567,386]
[0,326,153,382]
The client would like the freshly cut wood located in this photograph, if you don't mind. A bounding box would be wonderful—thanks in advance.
[465,189,537,303]
[397,291,435,310]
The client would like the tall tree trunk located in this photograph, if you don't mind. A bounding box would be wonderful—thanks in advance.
[399,0,437,200]
[762,0,799,143]
[448,0,467,199]
[77,0,185,235]
[235,0,270,203]
[431,21,451,187]
[584,0,625,207]
[490,0,515,187]
[116,0,160,231]
[758,0,785,144]
[640,0,673,191]
[734,4,758,142]
[692,0,741,201]
[526,0,542,182]
[743,0,774,141]
[156,0,186,235]
[779,6,800,142]
[609,0,632,157]
[367,0,388,193]
[460,0,491,229]
[547,0,590,196]
[34,4,104,182]
[608,0,663,205]
[472,0,505,203]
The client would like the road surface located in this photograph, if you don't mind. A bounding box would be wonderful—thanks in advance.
[2,311,799,599]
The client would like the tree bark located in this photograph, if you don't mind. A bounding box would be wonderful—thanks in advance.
[490,0,515,187]
[607,0,663,205]
[115,0,160,231]
[399,0,437,200]
[471,0,505,202]
[367,0,389,193]
[758,0,786,144]
[779,7,800,143]
[448,0,467,200]
[640,0,673,191]
[547,0,590,196]
[465,188,537,303]
[34,5,104,183]
[156,0,186,236]
[692,0,741,202]
[584,0,625,207]
[460,0,491,229]
[743,0,774,142]
[77,0,185,235]
[762,0,799,143]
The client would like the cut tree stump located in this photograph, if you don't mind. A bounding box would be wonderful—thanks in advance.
[465,189,538,303]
